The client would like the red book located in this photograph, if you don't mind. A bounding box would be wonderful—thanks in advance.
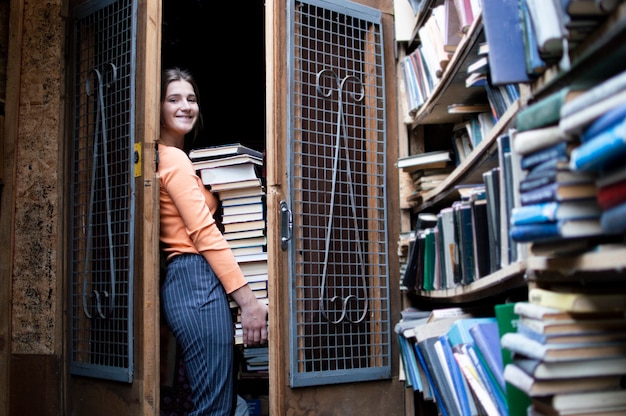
[597,179,626,210]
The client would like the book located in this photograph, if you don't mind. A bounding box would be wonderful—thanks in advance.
[435,335,468,415]
[562,0,622,15]
[463,342,508,416]
[470,198,490,279]
[222,202,264,217]
[524,0,567,58]
[513,301,624,321]
[437,207,457,289]
[510,200,601,225]
[396,150,452,172]
[443,0,463,53]
[453,344,501,416]
[519,0,548,76]
[482,167,501,274]
[452,200,475,285]
[515,87,587,132]
[217,185,265,201]
[481,0,531,85]
[417,337,456,416]
[518,316,626,337]
[517,321,626,345]
[221,194,264,207]
[469,321,505,391]
[569,118,626,172]
[520,141,573,171]
[189,143,263,161]
[528,287,626,313]
[447,103,491,114]
[519,182,597,206]
[512,125,570,156]
[513,355,626,379]
[531,389,626,415]
[580,100,626,143]
[510,218,605,242]
[224,228,266,241]
[207,178,263,191]
[518,167,594,193]
[191,153,263,170]
[230,245,265,257]
[223,219,266,234]
[414,340,450,416]
[500,332,626,361]
[503,363,624,396]
[199,162,261,186]
[447,317,497,348]
[495,303,532,416]
[453,0,475,34]
[600,200,626,233]
[221,210,264,224]
[597,179,626,210]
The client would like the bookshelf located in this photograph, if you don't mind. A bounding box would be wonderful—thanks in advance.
[395,1,626,415]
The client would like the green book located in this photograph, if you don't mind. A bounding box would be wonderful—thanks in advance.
[515,87,587,132]
[495,303,531,416]
[422,228,436,291]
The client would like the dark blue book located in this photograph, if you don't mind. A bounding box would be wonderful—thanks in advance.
[482,0,531,85]
[569,118,626,172]
[469,321,505,391]
[510,199,601,225]
[520,141,572,171]
[519,181,597,206]
[438,334,473,416]
[581,101,626,143]
[415,338,450,416]
[520,0,547,76]
[510,218,604,242]
[453,200,475,285]
[600,200,626,234]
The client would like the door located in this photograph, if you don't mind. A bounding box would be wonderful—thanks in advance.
[66,0,161,414]
[266,0,404,413]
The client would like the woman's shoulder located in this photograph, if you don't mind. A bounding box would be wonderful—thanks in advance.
[158,143,191,167]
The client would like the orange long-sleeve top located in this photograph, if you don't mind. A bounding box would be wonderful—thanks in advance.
[158,143,246,294]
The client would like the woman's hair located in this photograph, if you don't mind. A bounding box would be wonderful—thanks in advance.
[161,67,204,142]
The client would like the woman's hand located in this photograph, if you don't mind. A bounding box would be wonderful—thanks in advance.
[230,284,269,347]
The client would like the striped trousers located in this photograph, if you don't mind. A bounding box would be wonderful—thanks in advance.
[162,253,235,416]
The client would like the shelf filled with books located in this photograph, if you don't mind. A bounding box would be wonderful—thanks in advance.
[396,1,626,415]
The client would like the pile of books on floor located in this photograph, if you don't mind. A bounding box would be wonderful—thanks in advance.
[501,288,626,416]
[190,143,269,345]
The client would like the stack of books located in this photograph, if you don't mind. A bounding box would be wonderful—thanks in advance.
[500,290,626,415]
[190,143,268,344]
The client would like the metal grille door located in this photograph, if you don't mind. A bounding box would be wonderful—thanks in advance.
[69,0,137,382]
[287,0,390,387]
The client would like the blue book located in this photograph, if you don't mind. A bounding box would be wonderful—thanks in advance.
[447,317,498,348]
[519,0,547,76]
[438,334,475,416]
[519,181,597,206]
[415,339,450,416]
[570,118,626,172]
[464,343,508,416]
[469,321,505,391]
[510,218,604,243]
[510,200,601,225]
[520,141,570,171]
[581,101,626,143]
[481,0,531,85]
[600,200,626,234]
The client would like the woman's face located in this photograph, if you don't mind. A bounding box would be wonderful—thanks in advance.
[161,79,199,138]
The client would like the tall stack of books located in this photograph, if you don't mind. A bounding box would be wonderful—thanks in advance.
[190,143,268,345]
[500,291,626,415]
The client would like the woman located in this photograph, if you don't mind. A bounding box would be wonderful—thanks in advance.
[158,67,268,415]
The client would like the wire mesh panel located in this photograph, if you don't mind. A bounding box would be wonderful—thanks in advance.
[287,0,390,387]
[69,0,137,382]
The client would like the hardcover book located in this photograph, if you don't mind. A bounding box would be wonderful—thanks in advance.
[510,200,601,225]
[503,363,624,396]
[510,218,604,242]
[500,332,626,361]
[396,150,453,172]
[601,200,626,233]
[519,182,597,206]
[481,0,531,85]
[531,389,626,415]
[515,87,587,132]
[569,117,626,172]
[513,125,568,156]
[513,355,626,379]
[469,321,505,391]
[189,143,263,161]
[528,287,626,313]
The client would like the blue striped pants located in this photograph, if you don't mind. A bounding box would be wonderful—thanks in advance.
[162,253,235,416]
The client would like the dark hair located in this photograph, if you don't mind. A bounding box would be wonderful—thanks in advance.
[161,67,204,142]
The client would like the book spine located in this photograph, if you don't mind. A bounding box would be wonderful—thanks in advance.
[516,88,567,131]
[569,120,626,172]
[510,222,559,242]
[600,201,626,234]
